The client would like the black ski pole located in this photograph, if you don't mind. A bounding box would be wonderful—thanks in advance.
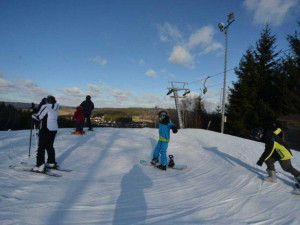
[28,118,33,158]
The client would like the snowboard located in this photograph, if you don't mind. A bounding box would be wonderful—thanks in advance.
[20,161,72,172]
[139,160,187,170]
[9,165,62,177]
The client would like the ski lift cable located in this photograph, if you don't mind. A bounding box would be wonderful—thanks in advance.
[186,47,292,86]
[187,68,235,85]
[189,81,232,92]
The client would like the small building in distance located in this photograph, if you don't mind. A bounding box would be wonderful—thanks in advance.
[277,114,300,151]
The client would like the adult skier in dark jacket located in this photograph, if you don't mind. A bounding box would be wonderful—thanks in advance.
[251,127,300,184]
[80,95,94,131]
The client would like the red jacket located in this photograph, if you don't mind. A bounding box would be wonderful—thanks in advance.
[73,106,85,122]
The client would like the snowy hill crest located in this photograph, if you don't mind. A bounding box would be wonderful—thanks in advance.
[1,128,300,225]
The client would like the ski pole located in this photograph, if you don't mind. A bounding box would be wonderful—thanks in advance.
[28,118,33,158]
[33,123,38,151]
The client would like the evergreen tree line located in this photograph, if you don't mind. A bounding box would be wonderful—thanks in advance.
[226,23,300,137]
[0,103,74,131]
[0,103,32,131]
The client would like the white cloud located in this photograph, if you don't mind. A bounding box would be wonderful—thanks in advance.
[89,56,108,66]
[159,23,222,68]
[244,0,298,26]
[158,22,182,43]
[188,26,223,54]
[188,26,214,48]
[168,45,194,68]
[63,87,86,97]
[132,93,162,105]
[145,69,157,78]
[200,42,223,55]
[0,77,175,108]
[88,84,101,96]
[18,80,50,99]
[203,99,219,113]
[0,78,14,92]
[111,90,131,101]
[0,78,50,103]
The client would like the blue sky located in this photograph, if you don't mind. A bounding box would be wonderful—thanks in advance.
[0,0,299,111]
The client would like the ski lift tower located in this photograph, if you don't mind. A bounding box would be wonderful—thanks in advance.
[167,81,190,129]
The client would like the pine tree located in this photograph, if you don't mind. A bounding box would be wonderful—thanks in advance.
[282,21,300,113]
[253,25,281,127]
[227,25,281,136]
[227,47,258,136]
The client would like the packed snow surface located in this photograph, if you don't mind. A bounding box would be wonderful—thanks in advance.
[1,128,300,225]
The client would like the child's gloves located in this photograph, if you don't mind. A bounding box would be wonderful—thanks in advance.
[171,126,178,133]
[256,159,263,166]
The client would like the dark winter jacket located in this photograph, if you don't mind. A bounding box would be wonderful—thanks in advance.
[73,106,85,122]
[38,98,47,111]
[257,130,293,165]
[80,99,94,117]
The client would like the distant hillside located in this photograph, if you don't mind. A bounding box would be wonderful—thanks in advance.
[0,101,174,121]
[1,101,32,109]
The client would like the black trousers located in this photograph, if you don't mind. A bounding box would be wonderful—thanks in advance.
[36,129,57,166]
[85,116,92,129]
[75,121,84,131]
[265,157,300,177]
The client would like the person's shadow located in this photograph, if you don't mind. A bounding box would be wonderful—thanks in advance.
[113,165,153,225]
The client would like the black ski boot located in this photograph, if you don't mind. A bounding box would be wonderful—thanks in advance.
[151,158,159,165]
[156,164,167,171]
[295,176,300,189]
[168,155,175,168]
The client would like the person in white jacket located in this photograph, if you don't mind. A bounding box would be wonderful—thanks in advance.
[32,95,59,172]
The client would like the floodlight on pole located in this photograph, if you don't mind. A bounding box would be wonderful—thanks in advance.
[183,90,190,96]
[218,12,235,134]
[166,89,174,95]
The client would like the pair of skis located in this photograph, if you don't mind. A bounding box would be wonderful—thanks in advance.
[9,162,71,177]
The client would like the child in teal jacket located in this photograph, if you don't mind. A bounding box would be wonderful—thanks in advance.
[151,111,177,170]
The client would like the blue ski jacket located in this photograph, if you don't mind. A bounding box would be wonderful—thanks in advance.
[158,121,177,142]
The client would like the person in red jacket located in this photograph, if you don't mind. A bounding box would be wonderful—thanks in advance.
[72,106,85,134]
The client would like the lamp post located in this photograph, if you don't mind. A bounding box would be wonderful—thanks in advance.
[218,12,235,134]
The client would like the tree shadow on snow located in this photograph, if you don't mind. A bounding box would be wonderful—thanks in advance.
[56,131,96,164]
[46,130,121,225]
[113,164,153,225]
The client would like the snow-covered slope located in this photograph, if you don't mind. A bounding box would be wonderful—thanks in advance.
[1,128,300,225]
